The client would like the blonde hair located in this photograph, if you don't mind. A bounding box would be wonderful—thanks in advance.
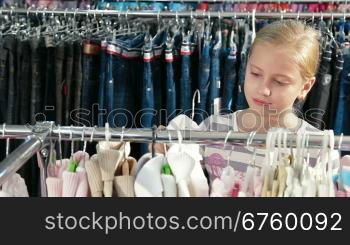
[250,20,320,81]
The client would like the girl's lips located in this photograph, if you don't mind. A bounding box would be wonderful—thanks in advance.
[253,98,271,106]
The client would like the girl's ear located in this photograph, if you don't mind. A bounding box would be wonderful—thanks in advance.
[299,77,316,100]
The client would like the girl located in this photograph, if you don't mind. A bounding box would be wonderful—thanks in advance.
[153,20,326,194]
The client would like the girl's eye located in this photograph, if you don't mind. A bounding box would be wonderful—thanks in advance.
[251,72,260,77]
[275,80,286,85]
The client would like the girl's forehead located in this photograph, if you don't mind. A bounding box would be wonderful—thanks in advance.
[249,43,302,76]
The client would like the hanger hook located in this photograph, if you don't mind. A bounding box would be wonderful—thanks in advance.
[338,133,344,151]
[151,125,158,157]
[58,125,62,143]
[81,125,85,142]
[69,125,73,141]
[74,8,78,20]
[120,126,125,142]
[224,130,233,147]
[191,89,201,120]
[105,122,110,142]
[90,126,96,143]
[2,123,5,138]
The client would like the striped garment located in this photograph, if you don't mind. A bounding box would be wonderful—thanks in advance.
[198,110,333,184]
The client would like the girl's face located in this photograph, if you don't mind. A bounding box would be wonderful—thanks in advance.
[244,43,315,117]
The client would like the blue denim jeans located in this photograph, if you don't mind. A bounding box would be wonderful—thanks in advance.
[305,42,332,130]
[221,43,238,114]
[98,41,108,127]
[208,41,221,115]
[236,32,252,111]
[81,40,101,127]
[165,46,177,122]
[327,49,344,129]
[334,46,350,135]
[141,32,166,128]
[195,39,211,124]
[106,36,144,128]
[180,40,193,116]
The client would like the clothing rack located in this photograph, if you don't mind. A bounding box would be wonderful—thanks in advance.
[2,8,350,19]
[0,122,349,185]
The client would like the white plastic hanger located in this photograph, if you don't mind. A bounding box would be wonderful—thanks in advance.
[251,9,256,42]
[327,130,335,197]
[3,123,9,157]
[191,89,201,121]
[57,125,63,167]
[317,131,330,197]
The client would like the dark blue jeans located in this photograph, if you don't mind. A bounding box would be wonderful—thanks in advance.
[334,47,350,135]
[106,40,143,128]
[0,38,8,123]
[180,41,193,117]
[327,48,344,129]
[165,47,177,122]
[208,43,221,115]
[195,39,211,124]
[98,41,108,127]
[305,42,332,130]
[236,33,251,111]
[81,40,101,127]
[221,44,238,114]
[4,35,18,124]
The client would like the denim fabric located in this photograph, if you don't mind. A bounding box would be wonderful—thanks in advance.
[235,31,252,111]
[327,48,344,129]
[64,41,74,126]
[55,42,65,125]
[106,34,144,128]
[18,40,31,124]
[179,37,193,116]
[29,37,42,124]
[141,47,155,128]
[221,42,238,114]
[195,39,211,124]
[0,39,9,123]
[43,41,56,122]
[106,50,114,126]
[208,39,222,115]
[141,32,166,128]
[305,42,332,130]
[165,45,177,122]
[98,41,107,127]
[81,40,100,127]
[4,36,17,124]
[73,40,83,124]
[334,46,350,135]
